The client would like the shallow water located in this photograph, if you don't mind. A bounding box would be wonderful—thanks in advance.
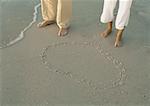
[0,0,39,48]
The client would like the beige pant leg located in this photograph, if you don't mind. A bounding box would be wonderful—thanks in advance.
[56,0,72,28]
[41,0,57,21]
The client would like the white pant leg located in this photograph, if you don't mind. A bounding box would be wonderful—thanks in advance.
[101,0,118,23]
[41,0,57,21]
[57,0,72,28]
[115,0,133,30]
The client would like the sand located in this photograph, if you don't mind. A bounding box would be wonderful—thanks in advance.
[0,0,150,106]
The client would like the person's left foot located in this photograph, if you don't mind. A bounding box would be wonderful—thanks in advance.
[114,29,124,47]
[58,27,69,37]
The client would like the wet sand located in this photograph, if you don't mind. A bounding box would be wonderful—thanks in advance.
[0,0,150,106]
[0,0,39,48]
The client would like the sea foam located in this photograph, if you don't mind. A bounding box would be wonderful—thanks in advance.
[0,3,40,49]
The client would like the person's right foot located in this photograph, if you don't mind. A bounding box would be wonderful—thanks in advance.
[58,27,69,37]
[100,22,113,38]
[100,28,112,38]
[114,29,124,47]
[37,20,55,28]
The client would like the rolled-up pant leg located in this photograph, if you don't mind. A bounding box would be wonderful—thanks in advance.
[115,0,133,30]
[101,0,117,23]
[41,0,57,21]
[57,0,72,28]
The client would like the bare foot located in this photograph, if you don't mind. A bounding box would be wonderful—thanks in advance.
[37,20,55,28]
[100,22,113,38]
[100,28,112,38]
[58,27,69,37]
[114,29,124,47]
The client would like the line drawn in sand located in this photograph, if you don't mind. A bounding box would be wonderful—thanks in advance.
[40,41,128,98]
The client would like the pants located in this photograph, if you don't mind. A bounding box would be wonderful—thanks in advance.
[41,0,72,28]
[101,0,133,30]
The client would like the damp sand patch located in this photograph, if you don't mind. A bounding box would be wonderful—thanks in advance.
[0,1,40,49]
[41,41,127,98]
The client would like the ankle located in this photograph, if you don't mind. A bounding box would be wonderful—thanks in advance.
[116,28,123,34]
[108,22,113,29]
[107,27,112,31]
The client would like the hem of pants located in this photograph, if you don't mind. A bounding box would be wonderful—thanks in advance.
[115,26,125,30]
[57,23,70,29]
[101,18,113,24]
[43,19,56,22]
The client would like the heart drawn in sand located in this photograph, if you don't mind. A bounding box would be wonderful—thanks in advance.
[41,41,127,97]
